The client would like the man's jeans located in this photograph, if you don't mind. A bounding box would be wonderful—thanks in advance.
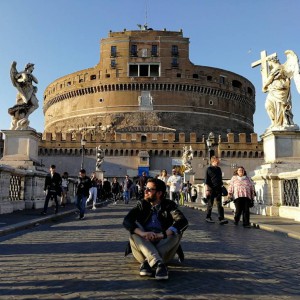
[76,195,87,217]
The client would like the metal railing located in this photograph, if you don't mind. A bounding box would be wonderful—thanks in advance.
[283,179,299,207]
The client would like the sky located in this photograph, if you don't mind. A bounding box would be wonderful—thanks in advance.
[1,0,300,138]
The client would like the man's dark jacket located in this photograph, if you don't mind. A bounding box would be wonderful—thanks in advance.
[123,199,188,235]
[44,172,62,194]
[76,176,92,197]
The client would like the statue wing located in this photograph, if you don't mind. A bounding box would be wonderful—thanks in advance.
[10,61,27,102]
[10,61,19,88]
[283,50,300,93]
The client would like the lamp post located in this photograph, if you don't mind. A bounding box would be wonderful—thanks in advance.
[206,132,215,161]
[80,138,87,169]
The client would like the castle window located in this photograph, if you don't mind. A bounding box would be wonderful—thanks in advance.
[111,59,116,68]
[192,74,199,79]
[150,65,159,76]
[129,64,160,77]
[177,73,181,78]
[105,74,110,78]
[171,58,178,68]
[140,64,148,76]
[90,75,96,80]
[111,46,117,57]
[129,65,138,76]
[171,45,179,56]
[232,80,242,88]
[219,75,226,84]
[130,44,138,57]
[151,45,158,56]
[207,76,212,82]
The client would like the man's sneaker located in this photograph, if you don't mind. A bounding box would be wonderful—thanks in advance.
[79,215,85,220]
[139,261,152,276]
[206,217,215,223]
[155,263,168,280]
[92,206,96,210]
[219,219,228,225]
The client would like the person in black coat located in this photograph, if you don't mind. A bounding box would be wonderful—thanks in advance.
[76,169,92,220]
[41,165,62,215]
[123,178,188,280]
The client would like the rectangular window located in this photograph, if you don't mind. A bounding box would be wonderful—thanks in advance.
[150,65,159,76]
[140,64,148,76]
[151,45,158,56]
[129,64,160,77]
[172,58,178,68]
[130,44,138,57]
[129,65,138,76]
[111,59,116,68]
[111,46,117,57]
[171,45,179,56]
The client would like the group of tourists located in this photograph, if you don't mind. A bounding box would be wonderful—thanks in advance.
[41,159,255,280]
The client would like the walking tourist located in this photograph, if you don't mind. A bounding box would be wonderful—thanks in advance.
[87,172,98,210]
[228,166,255,228]
[41,165,62,215]
[123,175,133,204]
[111,177,121,204]
[204,156,228,225]
[123,178,188,280]
[167,169,182,203]
[75,169,92,220]
[137,171,149,200]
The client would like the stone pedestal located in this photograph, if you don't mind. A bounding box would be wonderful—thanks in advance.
[252,130,300,217]
[1,129,42,168]
[183,172,195,184]
[95,170,105,181]
[263,130,300,163]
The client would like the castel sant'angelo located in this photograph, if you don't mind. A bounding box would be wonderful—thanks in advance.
[39,26,263,180]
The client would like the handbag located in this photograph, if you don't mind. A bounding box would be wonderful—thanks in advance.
[221,186,228,196]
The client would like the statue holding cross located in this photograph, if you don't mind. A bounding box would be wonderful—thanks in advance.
[252,50,300,131]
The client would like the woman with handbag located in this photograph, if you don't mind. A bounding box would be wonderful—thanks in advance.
[228,166,256,228]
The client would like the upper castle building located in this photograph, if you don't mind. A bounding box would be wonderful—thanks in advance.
[43,27,255,139]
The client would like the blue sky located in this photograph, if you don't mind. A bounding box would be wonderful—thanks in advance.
[1,0,300,137]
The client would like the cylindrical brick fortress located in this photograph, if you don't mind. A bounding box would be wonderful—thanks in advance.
[43,28,255,138]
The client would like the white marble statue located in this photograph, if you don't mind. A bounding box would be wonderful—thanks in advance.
[182,145,193,173]
[96,146,104,171]
[8,61,39,130]
[252,50,300,131]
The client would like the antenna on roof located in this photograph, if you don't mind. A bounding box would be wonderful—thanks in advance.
[137,0,150,30]
[145,0,148,29]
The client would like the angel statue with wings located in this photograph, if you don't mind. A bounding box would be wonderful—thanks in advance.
[8,61,39,130]
[252,50,300,130]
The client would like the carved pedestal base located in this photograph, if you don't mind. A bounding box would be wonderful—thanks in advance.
[0,129,42,169]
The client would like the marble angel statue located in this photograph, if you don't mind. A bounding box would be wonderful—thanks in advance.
[262,50,300,130]
[8,61,39,130]
[96,146,104,171]
[182,145,193,173]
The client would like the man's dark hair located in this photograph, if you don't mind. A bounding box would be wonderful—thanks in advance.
[80,169,86,174]
[147,178,166,195]
[50,165,56,169]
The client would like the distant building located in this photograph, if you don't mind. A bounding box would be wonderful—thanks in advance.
[6,27,262,180]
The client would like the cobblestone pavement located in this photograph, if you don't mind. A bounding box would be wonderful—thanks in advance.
[1,202,300,300]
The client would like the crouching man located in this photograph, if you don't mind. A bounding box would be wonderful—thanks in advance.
[123,178,188,280]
